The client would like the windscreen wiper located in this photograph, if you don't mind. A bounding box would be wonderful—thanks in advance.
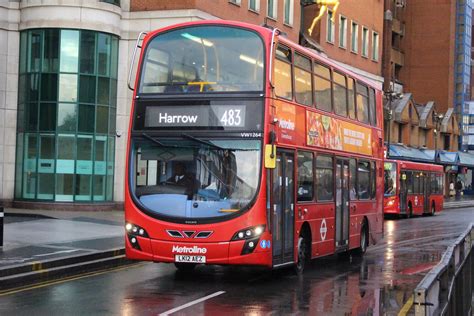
[181,133,225,151]
[141,133,166,147]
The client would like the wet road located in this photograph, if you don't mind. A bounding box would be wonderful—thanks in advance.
[0,207,472,315]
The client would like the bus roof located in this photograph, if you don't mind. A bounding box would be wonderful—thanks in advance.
[385,159,444,173]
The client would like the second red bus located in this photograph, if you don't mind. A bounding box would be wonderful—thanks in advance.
[384,159,444,217]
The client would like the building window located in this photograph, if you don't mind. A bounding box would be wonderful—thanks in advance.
[351,22,358,53]
[398,124,403,143]
[267,0,278,19]
[339,15,347,48]
[326,10,335,43]
[16,29,118,202]
[249,0,260,12]
[284,0,294,26]
[372,31,379,61]
[444,135,450,150]
[361,27,369,57]
[229,0,241,5]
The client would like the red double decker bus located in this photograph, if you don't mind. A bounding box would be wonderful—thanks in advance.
[384,159,444,217]
[125,20,384,272]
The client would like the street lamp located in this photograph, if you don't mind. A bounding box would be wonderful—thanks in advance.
[433,112,444,152]
[384,90,402,158]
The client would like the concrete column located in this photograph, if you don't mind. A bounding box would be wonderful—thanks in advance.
[0,1,20,205]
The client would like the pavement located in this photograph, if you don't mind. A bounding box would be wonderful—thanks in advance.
[0,208,128,291]
[0,196,473,292]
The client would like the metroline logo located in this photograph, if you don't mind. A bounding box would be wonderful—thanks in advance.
[172,245,208,254]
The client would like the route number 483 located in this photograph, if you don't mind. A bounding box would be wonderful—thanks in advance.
[220,109,242,126]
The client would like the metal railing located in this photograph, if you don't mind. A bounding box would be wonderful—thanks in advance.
[414,224,473,316]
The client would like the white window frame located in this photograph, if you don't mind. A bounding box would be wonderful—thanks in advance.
[249,0,260,12]
[372,31,379,61]
[283,0,294,26]
[361,26,369,57]
[339,15,347,48]
[326,10,335,43]
[351,21,358,53]
[229,0,241,6]
[267,0,278,19]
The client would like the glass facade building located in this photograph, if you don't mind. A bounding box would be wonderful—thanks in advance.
[15,29,118,202]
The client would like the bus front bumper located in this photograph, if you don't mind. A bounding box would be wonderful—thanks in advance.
[126,237,272,267]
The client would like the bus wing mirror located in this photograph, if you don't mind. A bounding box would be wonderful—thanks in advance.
[265,145,276,169]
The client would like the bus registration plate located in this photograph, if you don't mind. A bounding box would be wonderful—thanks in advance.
[175,255,206,263]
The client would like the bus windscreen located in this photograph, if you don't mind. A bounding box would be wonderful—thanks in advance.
[138,25,264,94]
[131,138,261,220]
[384,162,397,196]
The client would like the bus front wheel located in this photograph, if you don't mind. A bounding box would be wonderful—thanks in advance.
[294,236,308,274]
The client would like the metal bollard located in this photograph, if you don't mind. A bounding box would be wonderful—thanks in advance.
[0,207,3,247]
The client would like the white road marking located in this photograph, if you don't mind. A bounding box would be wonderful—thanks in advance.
[159,291,226,315]
[33,249,81,257]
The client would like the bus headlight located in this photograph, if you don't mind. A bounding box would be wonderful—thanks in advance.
[386,200,395,207]
[241,237,260,255]
[125,222,149,237]
[232,225,265,241]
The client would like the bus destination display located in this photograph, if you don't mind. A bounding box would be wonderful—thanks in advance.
[144,105,246,128]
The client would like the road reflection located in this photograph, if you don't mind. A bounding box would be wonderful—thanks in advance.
[121,216,465,315]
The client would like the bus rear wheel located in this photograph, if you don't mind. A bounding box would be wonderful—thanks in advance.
[430,203,436,216]
[353,223,368,256]
[406,204,413,218]
[174,262,197,272]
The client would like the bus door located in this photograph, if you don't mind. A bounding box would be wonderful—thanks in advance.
[335,159,350,249]
[271,150,295,266]
[399,172,407,214]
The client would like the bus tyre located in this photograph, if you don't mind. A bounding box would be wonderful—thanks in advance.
[174,262,197,272]
[353,224,368,256]
[294,236,308,274]
[407,204,413,218]
[430,203,436,216]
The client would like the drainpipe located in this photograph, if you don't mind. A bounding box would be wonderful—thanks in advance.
[382,0,393,92]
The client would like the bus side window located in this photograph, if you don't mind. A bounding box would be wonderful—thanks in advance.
[438,174,444,193]
[356,82,369,124]
[357,161,370,199]
[333,71,348,117]
[274,45,293,100]
[348,77,356,119]
[419,172,425,193]
[314,63,332,112]
[369,88,377,126]
[316,155,334,201]
[294,53,313,106]
[406,172,413,194]
[297,151,314,202]
[370,161,376,199]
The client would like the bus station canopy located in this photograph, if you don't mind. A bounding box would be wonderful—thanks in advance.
[458,151,474,167]
[437,151,459,165]
[388,144,435,163]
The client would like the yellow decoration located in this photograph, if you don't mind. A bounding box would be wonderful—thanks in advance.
[308,0,340,36]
